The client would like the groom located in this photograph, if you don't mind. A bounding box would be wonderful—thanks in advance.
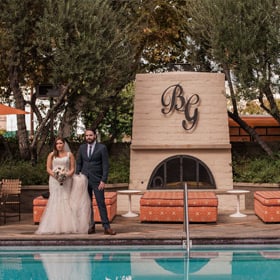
[76,128,116,235]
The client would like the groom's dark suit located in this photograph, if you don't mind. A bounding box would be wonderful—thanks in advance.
[76,142,110,229]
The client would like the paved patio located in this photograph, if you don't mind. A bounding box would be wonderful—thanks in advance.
[1,209,280,247]
[2,186,280,247]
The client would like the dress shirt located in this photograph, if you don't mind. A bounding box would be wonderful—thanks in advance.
[87,142,95,157]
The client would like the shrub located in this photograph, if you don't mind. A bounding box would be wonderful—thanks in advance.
[0,160,48,185]
[1,144,280,185]
[232,153,280,183]
[108,154,130,183]
[0,154,130,185]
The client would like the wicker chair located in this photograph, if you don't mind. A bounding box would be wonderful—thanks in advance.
[0,179,22,224]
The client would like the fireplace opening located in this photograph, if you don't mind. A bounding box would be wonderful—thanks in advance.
[147,155,216,190]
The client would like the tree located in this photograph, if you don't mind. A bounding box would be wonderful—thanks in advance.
[185,0,280,155]
[98,83,134,142]
[0,0,45,159]
[0,0,137,162]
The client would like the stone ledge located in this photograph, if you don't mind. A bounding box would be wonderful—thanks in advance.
[233,182,280,188]
[131,144,231,150]
[22,183,128,191]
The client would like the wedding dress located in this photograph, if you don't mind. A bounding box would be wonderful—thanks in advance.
[36,154,90,234]
[70,174,91,234]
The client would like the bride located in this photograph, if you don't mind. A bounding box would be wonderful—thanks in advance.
[35,137,90,234]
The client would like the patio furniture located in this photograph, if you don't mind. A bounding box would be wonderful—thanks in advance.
[92,191,117,223]
[117,190,142,217]
[140,191,218,223]
[254,191,280,223]
[227,190,250,218]
[33,192,117,224]
[0,179,22,224]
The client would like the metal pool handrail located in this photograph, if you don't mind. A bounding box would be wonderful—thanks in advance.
[184,182,191,256]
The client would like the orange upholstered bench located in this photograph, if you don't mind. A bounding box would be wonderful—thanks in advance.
[33,192,117,224]
[140,191,218,223]
[92,192,117,223]
[254,191,280,223]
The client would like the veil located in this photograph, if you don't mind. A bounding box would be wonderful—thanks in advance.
[64,139,71,153]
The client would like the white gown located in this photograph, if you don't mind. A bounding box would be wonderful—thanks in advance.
[70,174,91,234]
[36,154,90,234]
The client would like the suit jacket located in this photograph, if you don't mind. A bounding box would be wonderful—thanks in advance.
[76,142,109,188]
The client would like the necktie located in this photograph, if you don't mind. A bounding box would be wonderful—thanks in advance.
[88,145,92,157]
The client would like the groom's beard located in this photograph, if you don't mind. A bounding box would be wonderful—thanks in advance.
[86,139,95,145]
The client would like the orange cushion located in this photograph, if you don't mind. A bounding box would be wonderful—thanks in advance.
[140,191,218,223]
[92,192,117,205]
[254,191,280,206]
[140,206,217,222]
[140,191,218,207]
[254,199,280,222]
[33,192,117,206]
[33,196,48,206]
[33,192,117,224]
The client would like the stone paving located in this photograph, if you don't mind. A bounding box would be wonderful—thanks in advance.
[1,209,280,247]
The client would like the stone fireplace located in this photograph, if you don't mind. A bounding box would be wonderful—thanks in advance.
[129,72,234,210]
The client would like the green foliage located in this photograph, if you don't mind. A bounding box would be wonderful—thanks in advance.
[232,153,280,183]
[240,100,280,115]
[108,154,130,184]
[2,144,280,185]
[0,0,138,160]
[186,0,280,105]
[98,83,134,141]
[0,147,130,185]
[0,160,48,185]
[126,0,191,72]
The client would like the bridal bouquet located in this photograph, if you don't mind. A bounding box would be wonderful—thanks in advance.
[53,166,68,185]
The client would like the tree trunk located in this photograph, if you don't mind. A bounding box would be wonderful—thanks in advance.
[0,135,13,159]
[30,84,69,163]
[259,83,280,124]
[59,105,76,139]
[16,114,30,160]
[30,122,51,165]
[224,65,273,156]
[228,111,273,156]
[9,64,31,160]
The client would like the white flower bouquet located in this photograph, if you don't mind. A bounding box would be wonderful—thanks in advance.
[53,166,68,185]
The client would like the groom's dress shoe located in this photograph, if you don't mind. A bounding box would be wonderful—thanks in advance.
[104,228,116,235]
[88,226,96,234]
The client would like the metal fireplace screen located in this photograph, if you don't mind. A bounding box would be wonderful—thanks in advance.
[147,155,216,190]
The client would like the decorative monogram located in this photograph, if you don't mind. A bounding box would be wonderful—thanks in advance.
[161,84,200,131]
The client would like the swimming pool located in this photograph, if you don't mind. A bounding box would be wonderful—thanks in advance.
[1,245,280,279]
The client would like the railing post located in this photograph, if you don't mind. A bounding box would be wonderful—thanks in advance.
[184,182,190,256]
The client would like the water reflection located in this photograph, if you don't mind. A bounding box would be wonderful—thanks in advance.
[131,251,226,279]
[91,252,131,280]
[39,253,91,280]
[38,252,131,280]
[0,253,47,279]
[1,249,280,279]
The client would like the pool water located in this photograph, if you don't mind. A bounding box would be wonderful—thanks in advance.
[1,246,280,279]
